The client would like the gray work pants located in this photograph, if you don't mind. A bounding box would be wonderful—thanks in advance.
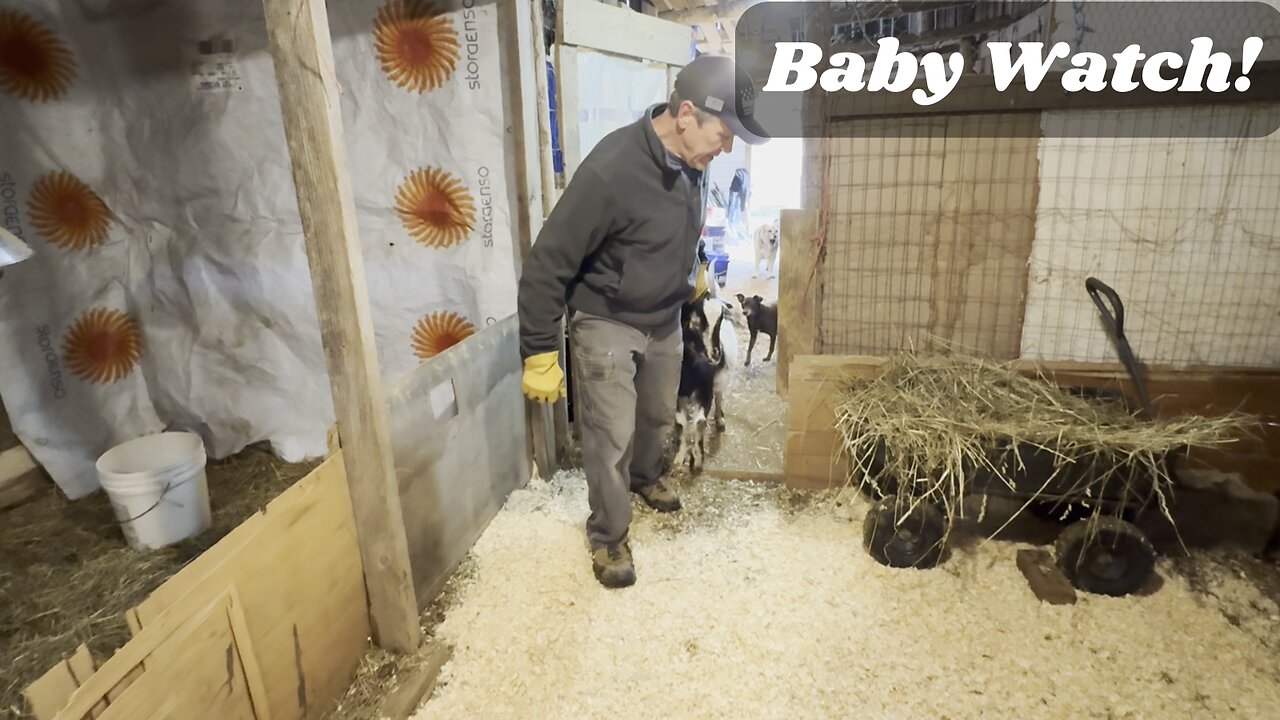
[569,310,681,549]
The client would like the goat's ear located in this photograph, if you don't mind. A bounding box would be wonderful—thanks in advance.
[753,294,763,302]
[735,293,746,303]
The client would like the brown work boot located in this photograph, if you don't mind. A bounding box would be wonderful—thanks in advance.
[633,479,682,512]
[592,539,636,588]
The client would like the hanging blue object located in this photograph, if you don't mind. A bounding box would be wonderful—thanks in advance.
[546,60,563,175]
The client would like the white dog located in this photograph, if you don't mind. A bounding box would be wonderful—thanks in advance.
[752,220,780,278]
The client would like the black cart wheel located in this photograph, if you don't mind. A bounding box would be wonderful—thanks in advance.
[1055,516,1155,596]
[863,495,946,568]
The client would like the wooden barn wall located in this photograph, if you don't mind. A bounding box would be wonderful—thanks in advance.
[816,114,1040,360]
[1022,104,1280,368]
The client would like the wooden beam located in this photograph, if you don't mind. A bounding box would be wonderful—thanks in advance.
[555,44,582,181]
[562,0,692,66]
[776,209,820,397]
[530,0,558,220]
[261,0,420,652]
[377,644,452,719]
[659,0,758,26]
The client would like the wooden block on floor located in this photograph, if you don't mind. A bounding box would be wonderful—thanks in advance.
[1,445,46,511]
[1016,549,1077,605]
[378,644,452,720]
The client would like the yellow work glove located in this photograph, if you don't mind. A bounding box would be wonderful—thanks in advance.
[522,351,565,403]
[692,260,709,301]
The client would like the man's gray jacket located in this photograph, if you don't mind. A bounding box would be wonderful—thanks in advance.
[517,104,708,358]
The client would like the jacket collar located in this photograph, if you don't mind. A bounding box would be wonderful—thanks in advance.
[640,103,695,178]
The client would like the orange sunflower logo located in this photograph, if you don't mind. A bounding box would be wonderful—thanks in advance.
[411,311,475,360]
[62,308,143,384]
[394,166,476,248]
[27,171,113,252]
[373,0,460,93]
[0,10,76,102]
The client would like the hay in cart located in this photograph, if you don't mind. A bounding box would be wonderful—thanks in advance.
[833,353,1255,595]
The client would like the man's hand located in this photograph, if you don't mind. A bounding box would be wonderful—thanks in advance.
[522,351,566,403]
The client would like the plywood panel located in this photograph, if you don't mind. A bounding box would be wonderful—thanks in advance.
[96,595,258,720]
[24,646,104,720]
[818,114,1038,359]
[131,456,367,720]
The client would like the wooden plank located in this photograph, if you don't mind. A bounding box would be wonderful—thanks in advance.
[226,588,273,720]
[55,593,230,720]
[777,209,820,397]
[132,455,369,720]
[785,453,850,491]
[702,468,787,484]
[377,644,452,720]
[261,0,419,651]
[562,0,691,66]
[23,645,105,720]
[0,468,44,511]
[0,443,44,509]
[500,0,559,474]
[89,594,258,720]
[785,430,844,459]
[530,0,558,219]
[1,443,37,481]
[500,0,542,264]
[1016,549,1078,606]
[555,44,581,182]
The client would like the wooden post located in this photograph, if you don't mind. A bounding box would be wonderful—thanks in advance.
[262,0,420,651]
[531,0,558,218]
[504,0,561,475]
[776,209,821,397]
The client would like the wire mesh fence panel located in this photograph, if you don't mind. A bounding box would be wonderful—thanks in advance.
[818,113,1039,358]
[1021,103,1280,368]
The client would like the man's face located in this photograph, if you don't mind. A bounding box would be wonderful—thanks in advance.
[676,102,735,170]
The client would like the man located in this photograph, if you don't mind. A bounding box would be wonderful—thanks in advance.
[517,55,768,588]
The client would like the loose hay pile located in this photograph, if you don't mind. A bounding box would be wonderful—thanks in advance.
[834,353,1253,526]
[411,471,1280,719]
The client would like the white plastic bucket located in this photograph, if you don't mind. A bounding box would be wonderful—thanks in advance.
[96,432,212,551]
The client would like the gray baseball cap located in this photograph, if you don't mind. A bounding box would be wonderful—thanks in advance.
[673,55,769,145]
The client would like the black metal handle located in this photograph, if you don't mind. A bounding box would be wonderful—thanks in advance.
[1084,277,1153,419]
[1085,277,1125,337]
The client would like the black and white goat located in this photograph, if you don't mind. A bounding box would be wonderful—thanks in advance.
[674,297,736,473]
[681,294,738,431]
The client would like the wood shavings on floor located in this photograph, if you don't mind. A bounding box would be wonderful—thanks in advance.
[412,473,1280,719]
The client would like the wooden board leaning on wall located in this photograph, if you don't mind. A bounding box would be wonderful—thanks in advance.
[25,453,369,720]
[785,354,1280,495]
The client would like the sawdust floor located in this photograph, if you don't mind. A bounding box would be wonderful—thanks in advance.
[412,472,1280,719]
